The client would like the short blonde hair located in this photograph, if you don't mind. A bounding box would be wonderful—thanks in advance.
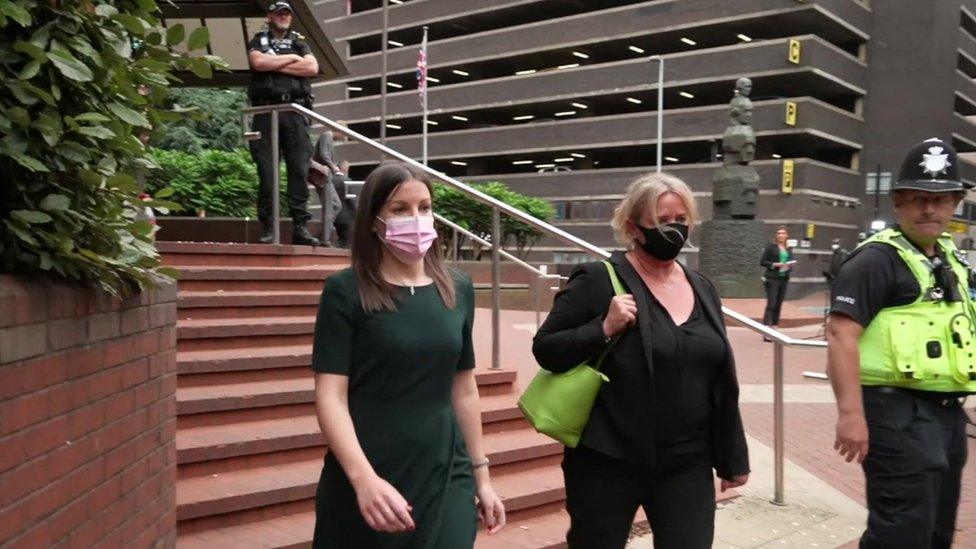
[611,172,698,247]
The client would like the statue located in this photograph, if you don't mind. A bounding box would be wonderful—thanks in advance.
[697,77,766,298]
[712,77,759,219]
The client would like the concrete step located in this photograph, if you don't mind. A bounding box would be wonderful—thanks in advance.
[176,266,340,292]
[177,411,559,465]
[176,506,568,549]
[178,291,322,320]
[176,447,565,523]
[176,509,315,549]
[177,316,317,340]
[159,241,350,268]
[177,377,521,420]
[177,345,313,375]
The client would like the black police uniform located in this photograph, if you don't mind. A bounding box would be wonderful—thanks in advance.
[830,138,973,549]
[247,19,317,243]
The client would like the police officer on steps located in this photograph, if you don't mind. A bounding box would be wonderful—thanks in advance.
[247,1,321,246]
[827,137,975,548]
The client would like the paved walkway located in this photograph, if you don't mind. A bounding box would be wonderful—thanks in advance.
[628,433,866,548]
[479,298,976,548]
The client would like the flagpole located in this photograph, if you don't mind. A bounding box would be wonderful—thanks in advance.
[380,0,388,146]
[421,26,429,165]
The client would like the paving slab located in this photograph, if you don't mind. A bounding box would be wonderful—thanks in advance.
[626,434,866,549]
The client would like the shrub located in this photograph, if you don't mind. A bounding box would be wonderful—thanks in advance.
[0,0,226,296]
[434,181,555,259]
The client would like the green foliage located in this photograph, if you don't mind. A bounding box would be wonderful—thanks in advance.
[151,87,246,153]
[145,147,288,218]
[0,0,227,296]
[434,181,555,258]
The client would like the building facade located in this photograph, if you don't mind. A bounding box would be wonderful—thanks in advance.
[312,0,976,293]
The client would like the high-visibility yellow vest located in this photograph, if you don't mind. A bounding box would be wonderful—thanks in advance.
[857,229,976,392]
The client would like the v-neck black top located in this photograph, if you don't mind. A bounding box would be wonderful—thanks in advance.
[647,290,727,457]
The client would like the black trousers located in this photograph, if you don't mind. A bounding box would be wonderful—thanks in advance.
[763,276,788,325]
[860,386,969,549]
[249,111,313,225]
[328,175,354,243]
[562,446,715,549]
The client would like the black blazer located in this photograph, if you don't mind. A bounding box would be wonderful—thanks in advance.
[532,251,750,480]
[760,243,794,280]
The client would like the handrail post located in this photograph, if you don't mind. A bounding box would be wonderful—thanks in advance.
[773,340,786,505]
[537,265,548,329]
[491,207,501,370]
[451,227,458,264]
[271,110,281,245]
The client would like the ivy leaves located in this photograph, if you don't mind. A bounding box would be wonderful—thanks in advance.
[0,1,226,296]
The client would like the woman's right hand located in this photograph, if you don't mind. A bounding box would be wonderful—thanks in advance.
[602,294,637,338]
[352,474,416,533]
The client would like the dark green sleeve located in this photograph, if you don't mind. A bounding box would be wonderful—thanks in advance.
[311,274,355,375]
[457,275,475,371]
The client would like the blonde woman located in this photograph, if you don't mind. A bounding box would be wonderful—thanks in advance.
[533,172,749,549]
[311,162,505,547]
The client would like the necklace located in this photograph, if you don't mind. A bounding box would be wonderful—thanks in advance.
[387,274,421,295]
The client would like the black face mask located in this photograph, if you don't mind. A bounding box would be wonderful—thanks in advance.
[636,223,688,261]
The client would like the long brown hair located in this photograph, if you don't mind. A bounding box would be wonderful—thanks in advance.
[351,162,457,313]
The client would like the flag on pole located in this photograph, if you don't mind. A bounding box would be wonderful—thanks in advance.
[416,33,427,107]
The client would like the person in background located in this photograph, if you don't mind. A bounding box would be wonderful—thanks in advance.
[827,137,974,548]
[247,1,320,246]
[312,125,354,247]
[533,172,749,549]
[760,226,794,334]
[310,162,505,547]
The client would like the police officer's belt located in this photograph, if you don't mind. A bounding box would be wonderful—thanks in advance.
[252,94,310,106]
[868,385,966,408]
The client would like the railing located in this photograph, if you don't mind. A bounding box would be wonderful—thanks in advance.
[433,212,566,329]
[242,103,828,506]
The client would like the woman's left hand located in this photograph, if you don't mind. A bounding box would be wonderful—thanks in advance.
[720,474,749,492]
[476,483,506,534]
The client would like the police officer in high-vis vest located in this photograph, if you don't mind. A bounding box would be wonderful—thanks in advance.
[247,1,321,246]
[827,138,975,548]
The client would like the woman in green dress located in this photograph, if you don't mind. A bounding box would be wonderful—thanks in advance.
[310,162,506,548]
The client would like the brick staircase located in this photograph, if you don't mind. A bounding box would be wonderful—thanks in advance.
[161,242,574,548]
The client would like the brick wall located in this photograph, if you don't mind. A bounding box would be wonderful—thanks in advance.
[0,275,178,548]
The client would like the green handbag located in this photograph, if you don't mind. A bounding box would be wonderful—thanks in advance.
[518,260,625,448]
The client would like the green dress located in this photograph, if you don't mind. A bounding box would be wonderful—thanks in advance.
[310,268,478,548]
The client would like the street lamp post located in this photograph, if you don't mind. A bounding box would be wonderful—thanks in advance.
[650,55,664,173]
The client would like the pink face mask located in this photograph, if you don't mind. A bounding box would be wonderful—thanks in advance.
[377,215,438,263]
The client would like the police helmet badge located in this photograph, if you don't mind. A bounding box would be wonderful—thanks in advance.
[920,142,950,179]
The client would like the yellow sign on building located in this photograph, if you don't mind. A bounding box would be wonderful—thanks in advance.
[785,101,797,126]
[782,159,795,194]
[788,39,801,64]
[806,223,815,239]
[948,220,968,234]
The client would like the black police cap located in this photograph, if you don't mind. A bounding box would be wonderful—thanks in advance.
[268,1,293,13]
[892,137,970,193]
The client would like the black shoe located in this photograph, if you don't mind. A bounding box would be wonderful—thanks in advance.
[259,224,274,244]
[292,224,322,247]
[335,238,350,249]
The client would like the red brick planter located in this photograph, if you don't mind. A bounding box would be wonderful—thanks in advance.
[0,275,178,548]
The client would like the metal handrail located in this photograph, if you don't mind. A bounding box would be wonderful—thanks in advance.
[241,103,606,257]
[433,212,565,329]
[722,306,827,505]
[434,213,557,279]
[242,103,827,505]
